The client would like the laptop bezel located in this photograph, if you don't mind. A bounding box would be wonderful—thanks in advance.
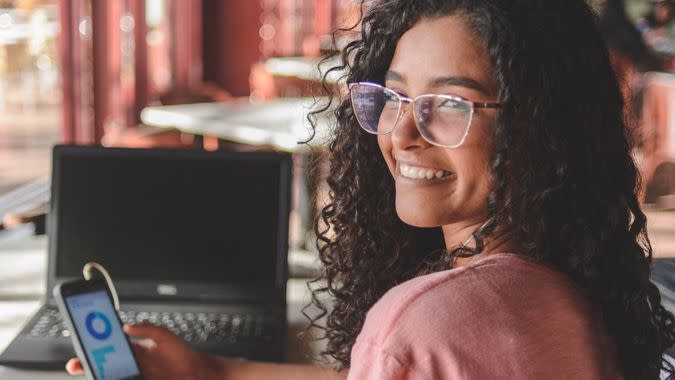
[46,145,291,305]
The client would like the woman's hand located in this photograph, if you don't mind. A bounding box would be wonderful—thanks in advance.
[66,322,347,380]
[65,322,222,380]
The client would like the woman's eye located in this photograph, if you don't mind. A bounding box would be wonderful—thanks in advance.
[437,99,462,112]
[383,92,400,106]
[383,93,397,102]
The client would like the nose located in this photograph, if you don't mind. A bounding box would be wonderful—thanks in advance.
[391,103,432,150]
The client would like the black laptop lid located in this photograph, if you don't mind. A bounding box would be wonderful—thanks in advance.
[47,145,291,304]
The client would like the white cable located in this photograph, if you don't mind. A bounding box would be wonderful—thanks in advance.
[460,219,492,248]
[82,262,120,311]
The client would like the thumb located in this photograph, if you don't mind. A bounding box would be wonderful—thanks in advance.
[65,358,83,375]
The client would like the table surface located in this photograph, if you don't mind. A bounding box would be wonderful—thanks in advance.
[0,225,325,379]
[140,97,334,152]
[261,56,344,83]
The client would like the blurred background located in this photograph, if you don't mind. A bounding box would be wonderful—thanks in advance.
[0,0,360,195]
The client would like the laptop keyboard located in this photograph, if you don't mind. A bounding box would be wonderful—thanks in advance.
[28,306,277,344]
[28,307,70,338]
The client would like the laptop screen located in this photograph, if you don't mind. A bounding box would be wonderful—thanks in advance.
[51,147,290,297]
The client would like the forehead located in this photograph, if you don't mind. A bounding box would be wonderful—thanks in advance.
[388,15,496,94]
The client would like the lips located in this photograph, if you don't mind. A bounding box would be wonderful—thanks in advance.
[399,163,453,180]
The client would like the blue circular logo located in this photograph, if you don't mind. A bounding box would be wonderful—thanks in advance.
[85,311,112,340]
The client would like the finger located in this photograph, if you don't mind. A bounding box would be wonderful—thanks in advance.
[131,341,151,357]
[124,322,175,343]
[65,358,83,375]
[129,342,159,377]
[131,337,157,350]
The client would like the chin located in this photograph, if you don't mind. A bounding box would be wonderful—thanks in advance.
[395,205,448,228]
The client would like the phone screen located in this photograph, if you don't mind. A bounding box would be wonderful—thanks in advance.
[65,290,141,380]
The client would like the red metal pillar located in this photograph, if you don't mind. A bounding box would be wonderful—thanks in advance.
[58,0,96,143]
[172,0,203,92]
[92,0,122,143]
[58,0,76,143]
[129,0,149,126]
[203,0,261,97]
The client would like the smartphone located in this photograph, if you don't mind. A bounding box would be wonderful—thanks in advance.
[54,278,143,380]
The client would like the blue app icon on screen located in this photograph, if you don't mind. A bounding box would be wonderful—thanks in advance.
[86,311,112,340]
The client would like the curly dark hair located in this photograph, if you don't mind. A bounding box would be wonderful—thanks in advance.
[304,0,675,379]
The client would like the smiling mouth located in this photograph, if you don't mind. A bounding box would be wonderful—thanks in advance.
[399,163,453,180]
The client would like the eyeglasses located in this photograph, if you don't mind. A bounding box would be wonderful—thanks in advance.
[349,82,501,148]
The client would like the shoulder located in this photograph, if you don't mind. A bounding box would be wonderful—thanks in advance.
[351,253,618,378]
[358,253,584,343]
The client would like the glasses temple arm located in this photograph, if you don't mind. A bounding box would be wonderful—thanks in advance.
[473,102,502,109]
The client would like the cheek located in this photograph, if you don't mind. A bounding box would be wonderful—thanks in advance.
[455,124,495,192]
[377,134,396,175]
[462,158,492,193]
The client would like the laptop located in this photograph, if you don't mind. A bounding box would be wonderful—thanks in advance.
[0,145,291,368]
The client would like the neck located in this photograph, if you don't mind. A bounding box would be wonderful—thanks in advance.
[441,220,516,268]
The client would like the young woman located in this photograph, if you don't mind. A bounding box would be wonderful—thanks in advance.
[67,0,675,378]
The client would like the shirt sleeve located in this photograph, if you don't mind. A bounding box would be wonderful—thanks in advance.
[347,340,421,380]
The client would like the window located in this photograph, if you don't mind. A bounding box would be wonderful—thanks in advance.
[0,0,60,195]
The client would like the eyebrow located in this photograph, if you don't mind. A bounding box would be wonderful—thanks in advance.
[385,70,489,95]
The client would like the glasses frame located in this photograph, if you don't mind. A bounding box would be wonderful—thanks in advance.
[349,81,502,148]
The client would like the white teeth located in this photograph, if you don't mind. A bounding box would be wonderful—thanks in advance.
[399,164,450,180]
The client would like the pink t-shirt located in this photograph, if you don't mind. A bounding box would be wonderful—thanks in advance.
[347,253,620,379]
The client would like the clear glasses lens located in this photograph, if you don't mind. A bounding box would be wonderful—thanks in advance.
[350,83,400,133]
[350,83,473,147]
[414,95,472,147]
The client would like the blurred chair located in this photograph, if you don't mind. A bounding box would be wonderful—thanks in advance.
[101,82,232,149]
